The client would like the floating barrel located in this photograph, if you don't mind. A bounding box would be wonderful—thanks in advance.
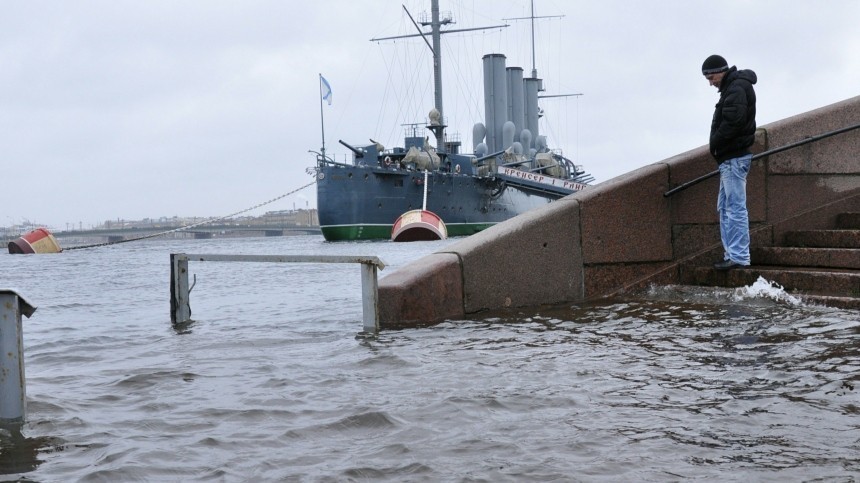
[391,210,448,242]
[8,228,62,254]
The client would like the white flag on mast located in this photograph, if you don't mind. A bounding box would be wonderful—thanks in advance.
[320,75,332,105]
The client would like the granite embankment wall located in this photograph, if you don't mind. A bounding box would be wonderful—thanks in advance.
[378,96,860,328]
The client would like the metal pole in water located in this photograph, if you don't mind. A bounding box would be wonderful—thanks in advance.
[0,289,36,424]
[360,262,380,333]
[170,254,191,324]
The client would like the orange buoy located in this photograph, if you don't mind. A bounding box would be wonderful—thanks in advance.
[8,228,63,254]
[391,209,448,242]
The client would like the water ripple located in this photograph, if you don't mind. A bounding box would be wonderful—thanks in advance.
[1,237,858,481]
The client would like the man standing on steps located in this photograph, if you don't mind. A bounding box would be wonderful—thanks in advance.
[702,54,757,270]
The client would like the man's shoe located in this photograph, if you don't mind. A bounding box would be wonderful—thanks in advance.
[714,260,743,271]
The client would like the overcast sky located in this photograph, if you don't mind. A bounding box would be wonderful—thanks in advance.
[2,0,858,230]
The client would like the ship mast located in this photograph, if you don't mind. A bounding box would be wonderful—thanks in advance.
[430,2,444,128]
[504,1,582,104]
[371,0,507,153]
[503,0,564,81]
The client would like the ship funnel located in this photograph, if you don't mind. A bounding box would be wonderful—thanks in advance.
[482,54,507,154]
[506,67,525,142]
[524,77,541,142]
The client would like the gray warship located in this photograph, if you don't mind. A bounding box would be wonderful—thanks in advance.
[313,0,593,241]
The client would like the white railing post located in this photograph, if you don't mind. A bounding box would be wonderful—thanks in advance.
[0,289,36,424]
[360,262,379,333]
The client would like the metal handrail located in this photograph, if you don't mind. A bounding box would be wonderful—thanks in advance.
[169,253,386,333]
[663,122,860,197]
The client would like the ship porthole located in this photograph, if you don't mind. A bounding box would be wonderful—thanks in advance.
[318,172,325,180]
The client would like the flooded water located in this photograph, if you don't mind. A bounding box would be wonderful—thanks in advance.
[1,235,858,481]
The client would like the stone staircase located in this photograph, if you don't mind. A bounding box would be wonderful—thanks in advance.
[694,212,860,309]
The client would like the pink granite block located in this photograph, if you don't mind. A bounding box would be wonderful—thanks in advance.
[584,261,678,299]
[444,197,584,313]
[764,97,860,174]
[665,147,721,225]
[578,164,672,264]
[771,193,860,243]
[377,253,464,328]
[767,175,860,223]
[672,224,722,259]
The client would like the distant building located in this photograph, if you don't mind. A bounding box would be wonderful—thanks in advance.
[95,209,318,230]
[254,209,319,227]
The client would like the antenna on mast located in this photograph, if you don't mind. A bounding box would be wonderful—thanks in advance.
[370,0,508,153]
[502,0,564,80]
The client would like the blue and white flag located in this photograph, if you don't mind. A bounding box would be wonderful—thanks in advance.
[320,75,332,105]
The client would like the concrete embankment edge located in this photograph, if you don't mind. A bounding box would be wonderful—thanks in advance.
[378,95,860,328]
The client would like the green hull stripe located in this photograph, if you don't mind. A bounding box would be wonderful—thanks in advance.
[320,223,494,241]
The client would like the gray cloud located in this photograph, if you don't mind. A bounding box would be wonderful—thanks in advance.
[2,0,857,229]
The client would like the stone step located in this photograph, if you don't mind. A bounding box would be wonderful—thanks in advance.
[690,213,860,309]
[753,247,860,269]
[837,212,860,229]
[694,265,860,299]
[783,229,860,249]
[798,294,860,310]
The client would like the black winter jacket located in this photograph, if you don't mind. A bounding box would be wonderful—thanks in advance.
[709,66,757,163]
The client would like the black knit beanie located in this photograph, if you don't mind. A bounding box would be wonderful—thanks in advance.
[701,55,729,75]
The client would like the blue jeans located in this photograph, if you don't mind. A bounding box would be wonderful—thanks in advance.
[717,154,751,265]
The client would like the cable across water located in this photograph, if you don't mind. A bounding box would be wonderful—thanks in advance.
[63,180,317,251]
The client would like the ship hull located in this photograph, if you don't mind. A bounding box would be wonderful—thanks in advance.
[316,164,556,241]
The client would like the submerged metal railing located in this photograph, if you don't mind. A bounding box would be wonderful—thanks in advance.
[170,254,386,333]
[664,122,860,197]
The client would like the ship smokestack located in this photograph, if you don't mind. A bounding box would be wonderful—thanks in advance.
[506,67,525,143]
[524,76,541,143]
[482,54,507,153]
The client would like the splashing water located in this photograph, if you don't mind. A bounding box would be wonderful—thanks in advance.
[732,275,803,306]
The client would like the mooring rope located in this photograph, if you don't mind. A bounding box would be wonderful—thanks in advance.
[63,180,317,251]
